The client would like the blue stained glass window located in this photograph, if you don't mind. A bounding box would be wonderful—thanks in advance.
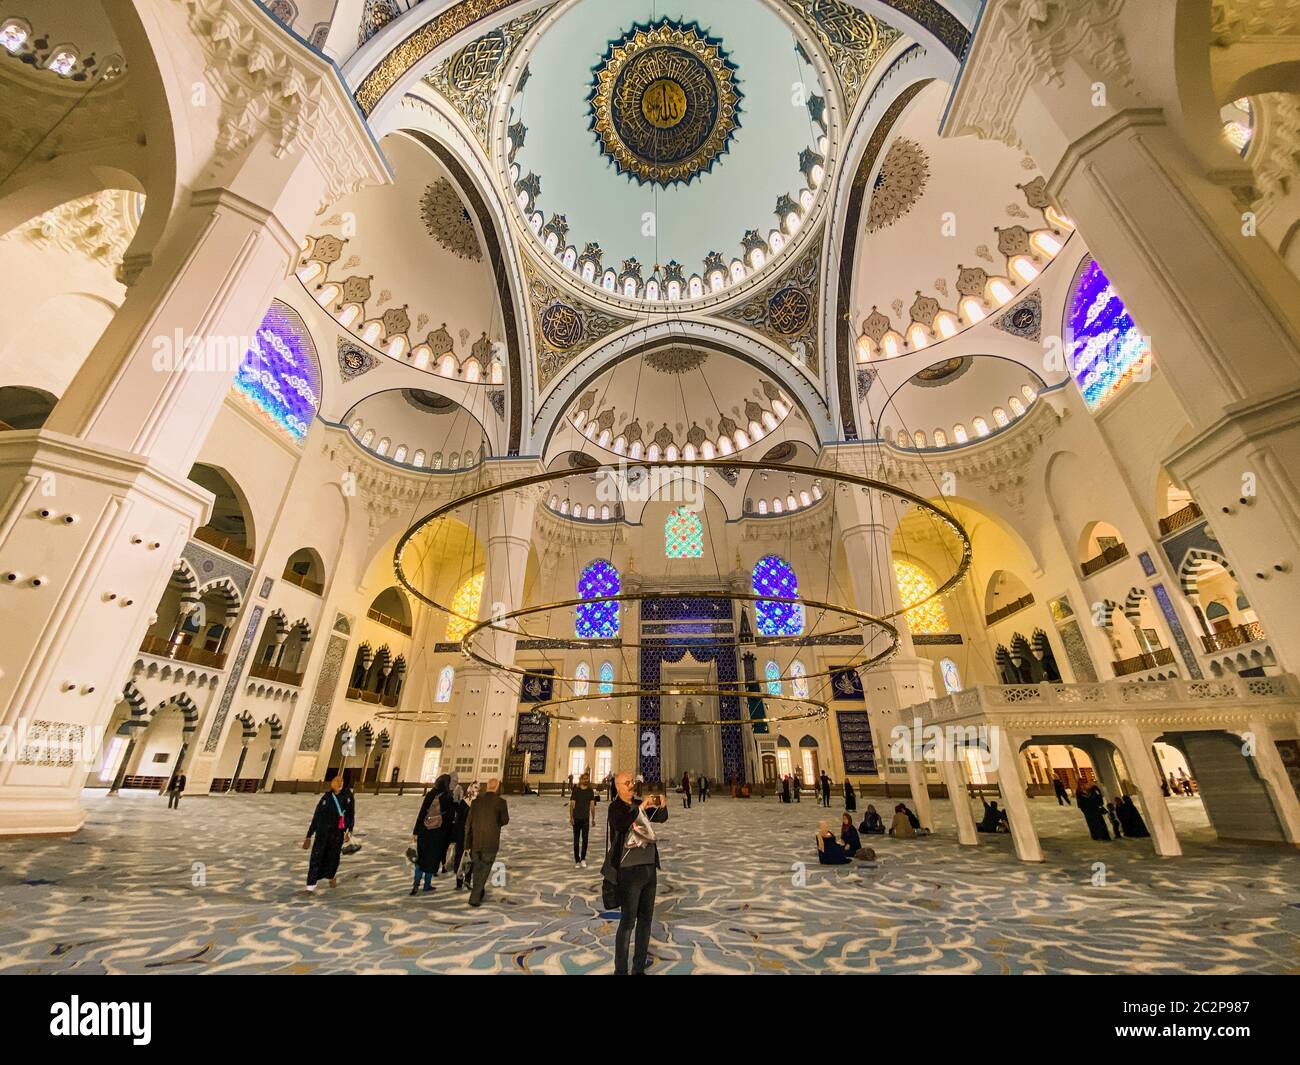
[574,661,590,697]
[752,554,804,636]
[764,660,782,697]
[233,301,321,445]
[599,661,614,694]
[576,560,620,638]
[1068,257,1152,411]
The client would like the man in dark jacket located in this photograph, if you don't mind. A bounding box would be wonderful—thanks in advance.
[604,770,669,975]
[166,771,186,810]
[464,778,509,907]
[819,770,832,807]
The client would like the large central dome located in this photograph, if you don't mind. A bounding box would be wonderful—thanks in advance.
[502,0,842,306]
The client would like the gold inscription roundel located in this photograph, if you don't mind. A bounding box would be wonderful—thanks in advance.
[589,20,742,188]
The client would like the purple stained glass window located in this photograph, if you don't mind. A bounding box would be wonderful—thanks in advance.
[752,554,804,637]
[1067,257,1151,411]
[576,559,620,638]
[233,301,321,445]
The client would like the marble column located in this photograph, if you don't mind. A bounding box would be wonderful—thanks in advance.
[941,751,978,846]
[1111,724,1182,857]
[993,728,1044,862]
[0,26,387,834]
[1246,719,1300,846]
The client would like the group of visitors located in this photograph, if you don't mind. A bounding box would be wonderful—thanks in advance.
[1076,780,1149,841]
[676,770,710,807]
[815,800,925,863]
[1162,770,1196,797]
[411,773,509,906]
[780,772,803,803]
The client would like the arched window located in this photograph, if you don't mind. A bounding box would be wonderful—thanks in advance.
[1068,256,1151,411]
[752,554,804,637]
[933,429,947,448]
[598,661,615,694]
[940,658,962,694]
[1009,397,1025,417]
[393,444,408,464]
[376,437,390,456]
[953,424,968,444]
[992,407,1009,428]
[445,572,484,643]
[435,665,455,703]
[576,560,620,638]
[791,660,809,699]
[765,660,782,697]
[893,560,949,635]
[574,661,590,697]
[972,417,989,437]
[664,506,703,558]
[413,450,426,467]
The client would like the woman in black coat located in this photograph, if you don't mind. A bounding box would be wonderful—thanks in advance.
[843,779,857,813]
[410,774,453,895]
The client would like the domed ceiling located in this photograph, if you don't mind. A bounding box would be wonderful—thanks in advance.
[502,0,851,306]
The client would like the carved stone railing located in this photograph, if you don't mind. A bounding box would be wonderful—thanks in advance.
[1201,622,1267,654]
[905,675,1299,723]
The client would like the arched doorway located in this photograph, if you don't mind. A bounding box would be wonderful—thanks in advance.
[798,735,820,784]
[594,734,614,782]
[419,736,443,783]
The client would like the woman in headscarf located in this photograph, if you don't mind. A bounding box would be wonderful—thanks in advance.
[443,772,470,888]
[410,774,453,895]
[816,821,851,864]
[859,804,885,834]
[843,779,857,813]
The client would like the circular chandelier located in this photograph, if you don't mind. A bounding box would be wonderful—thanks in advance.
[394,458,971,728]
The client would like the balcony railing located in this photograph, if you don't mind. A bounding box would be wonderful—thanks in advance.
[139,634,228,669]
[248,660,305,686]
[193,525,254,563]
[1201,622,1267,654]
[346,688,399,707]
[367,608,412,636]
[1080,542,1129,577]
[985,593,1035,627]
[282,568,324,596]
[1158,502,1203,537]
[1111,646,1176,677]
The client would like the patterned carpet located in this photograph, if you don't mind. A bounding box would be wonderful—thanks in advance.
[0,790,1296,974]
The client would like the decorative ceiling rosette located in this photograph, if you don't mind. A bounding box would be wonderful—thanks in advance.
[419,177,482,260]
[588,19,743,188]
[866,137,929,233]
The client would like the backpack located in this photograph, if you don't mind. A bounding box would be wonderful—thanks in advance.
[423,795,444,831]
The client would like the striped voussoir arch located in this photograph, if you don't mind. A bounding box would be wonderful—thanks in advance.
[152,693,200,737]
[290,617,312,640]
[1123,587,1149,622]
[266,609,289,641]
[263,713,284,741]
[170,560,201,617]
[121,681,151,733]
[234,710,257,742]
[1179,549,1234,595]
[1097,599,1122,627]
[202,576,243,622]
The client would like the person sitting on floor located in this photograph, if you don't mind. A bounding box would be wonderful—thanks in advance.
[888,803,916,839]
[859,804,885,835]
[816,821,852,865]
[977,797,1009,834]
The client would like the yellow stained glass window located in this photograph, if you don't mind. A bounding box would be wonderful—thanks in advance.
[446,572,484,643]
[893,560,948,634]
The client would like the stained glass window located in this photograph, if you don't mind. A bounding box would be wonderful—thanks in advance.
[791,660,809,699]
[435,665,455,703]
[765,660,782,697]
[576,560,620,638]
[893,560,948,635]
[233,301,320,445]
[940,658,962,694]
[664,506,703,558]
[445,572,484,643]
[752,554,804,636]
[574,661,590,697]
[599,661,614,694]
[1068,256,1152,411]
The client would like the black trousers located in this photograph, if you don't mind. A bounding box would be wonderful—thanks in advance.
[167,792,182,809]
[572,820,590,862]
[615,865,657,975]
